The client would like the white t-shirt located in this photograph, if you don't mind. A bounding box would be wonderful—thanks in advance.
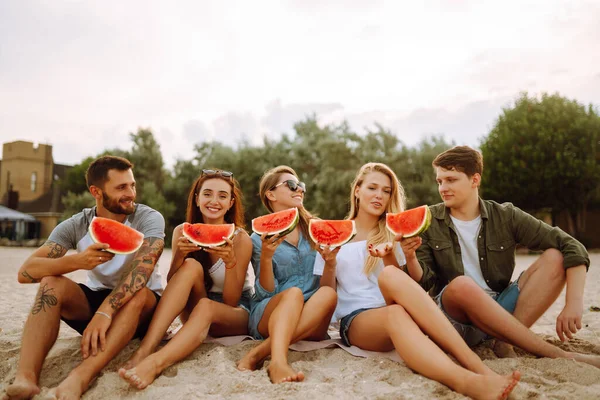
[48,204,165,294]
[313,240,406,322]
[449,214,495,295]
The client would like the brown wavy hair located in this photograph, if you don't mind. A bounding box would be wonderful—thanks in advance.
[258,165,314,246]
[185,169,246,290]
[347,162,406,275]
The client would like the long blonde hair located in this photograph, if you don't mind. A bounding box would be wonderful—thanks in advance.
[258,165,314,246]
[348,162,406,275]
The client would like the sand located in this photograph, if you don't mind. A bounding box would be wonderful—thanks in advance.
[1,247,599,399]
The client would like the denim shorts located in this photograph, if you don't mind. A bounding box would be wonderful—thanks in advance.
[435,274,522,347]
[207,290,252,313]
[339,307,381,347]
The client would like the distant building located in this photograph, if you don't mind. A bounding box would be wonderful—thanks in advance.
[0,140,72,239]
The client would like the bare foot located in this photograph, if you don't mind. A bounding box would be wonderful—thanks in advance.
[119,355,163,390]
[3,377,40,400]
[460,371,520,400]
[237,350,264,371]
[46,371,91,400]
[493,340,518,358]
[267,361,305,384]
[571,352,600,369]
[121,347,152,371]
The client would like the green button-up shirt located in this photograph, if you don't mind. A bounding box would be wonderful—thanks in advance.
[416,199,590,296]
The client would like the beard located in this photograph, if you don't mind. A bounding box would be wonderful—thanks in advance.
[102,192,135,215]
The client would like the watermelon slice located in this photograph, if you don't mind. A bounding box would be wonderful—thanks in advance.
[386,205,432,238]
[309,219,356,249]
[182,223,235,248]
[252,208,299,238]
[89,217,144,255]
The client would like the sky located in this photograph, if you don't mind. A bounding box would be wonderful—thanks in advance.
[1,0,599,168]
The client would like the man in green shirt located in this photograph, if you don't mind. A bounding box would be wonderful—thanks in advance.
[404,146,599,367]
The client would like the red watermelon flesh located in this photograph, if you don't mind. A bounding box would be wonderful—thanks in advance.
[89,217,144,255]
[386,205,432,238]
[252,208,299,237]
[309,220,356,248]
[182,223,235,247]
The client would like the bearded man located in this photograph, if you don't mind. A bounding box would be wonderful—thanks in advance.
[4,156,165,400]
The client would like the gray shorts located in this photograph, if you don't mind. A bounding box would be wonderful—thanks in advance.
[435,274,522,347]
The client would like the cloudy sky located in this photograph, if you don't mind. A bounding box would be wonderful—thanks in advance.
[1,0,599,167]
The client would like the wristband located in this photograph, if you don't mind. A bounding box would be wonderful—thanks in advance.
[225,260,237,269]
[95,311,112,320]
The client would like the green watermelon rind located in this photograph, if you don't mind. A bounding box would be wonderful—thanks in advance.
[182,223,235,248]
[252,208,299,238]
[386,206,432,238]
[89,216,144,255]
[309,219,357,249]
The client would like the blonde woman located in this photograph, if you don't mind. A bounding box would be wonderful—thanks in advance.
[237,166,337,383]
[314,162,520,400]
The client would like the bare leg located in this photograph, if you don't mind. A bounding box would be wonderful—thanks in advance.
[237,286,336,371]
[123,259,206,369]
[4,277,91,400]
[239,287,305,383]
[378,266,494,375]
[349,306,520,400]
[48,288,157,400]
[495,249,565,356]
[120,298,248,389]
[442,276,600,368]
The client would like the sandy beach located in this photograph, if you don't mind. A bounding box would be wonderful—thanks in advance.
[1,247,599,399]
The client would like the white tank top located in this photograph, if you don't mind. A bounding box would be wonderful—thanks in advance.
[208,228,255,294]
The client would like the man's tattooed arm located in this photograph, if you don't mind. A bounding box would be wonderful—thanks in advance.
[104,237,164,313]
[18,240,69,284]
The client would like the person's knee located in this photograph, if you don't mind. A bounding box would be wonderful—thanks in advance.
[126,287,154,312]
[378,265,408,288]
[283,286,304,302]
[445,276,482,304]
[178,258,205,281]
[385,304,409,326]
[191,297,214,318]
[39,276,68,300]
[317,286,337,310]
[542,249,565,280]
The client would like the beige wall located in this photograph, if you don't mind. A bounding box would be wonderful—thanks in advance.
[0,141,54,203]
[33,214,61,239]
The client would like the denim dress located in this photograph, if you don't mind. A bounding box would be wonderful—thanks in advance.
[248,231,318,339]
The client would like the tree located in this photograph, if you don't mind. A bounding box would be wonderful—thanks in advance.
[480,92,600,239]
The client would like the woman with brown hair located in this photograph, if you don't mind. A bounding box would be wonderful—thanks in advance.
[314,162,520,400]
[119,169,255,390]
[237,165,337,384]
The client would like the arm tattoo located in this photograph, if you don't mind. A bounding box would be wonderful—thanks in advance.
[108,237,164,311]
[43,240,66,259]
[31,284,58,314]
[21,270,40,283]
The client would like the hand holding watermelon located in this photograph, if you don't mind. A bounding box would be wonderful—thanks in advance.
[260,233,286,258]
[394,235,422,261]
[176,235,203,257]
[77,243,116,269]
[204,237,236,268]
[316,245,341,266]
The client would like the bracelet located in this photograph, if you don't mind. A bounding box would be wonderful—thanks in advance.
[95,311,112,320]
[225,260,237,269]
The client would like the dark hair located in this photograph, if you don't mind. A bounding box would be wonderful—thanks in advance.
[185,170,246,291]
[258,165,314,246]
[432,146,483,177]
[85,156,134,189]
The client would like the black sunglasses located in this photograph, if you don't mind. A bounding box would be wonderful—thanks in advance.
[271,180,306,192]
[202,169,234,180]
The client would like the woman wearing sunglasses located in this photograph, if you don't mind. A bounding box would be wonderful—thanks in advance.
[313,163,519,399]
[237,166,337,383]
[119,169,255,390]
